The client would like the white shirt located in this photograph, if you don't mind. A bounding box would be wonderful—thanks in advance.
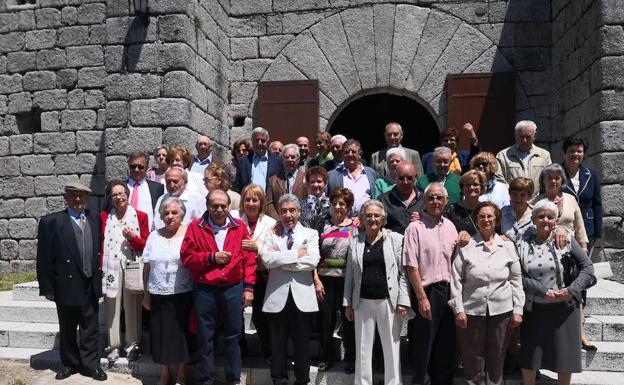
[208,216,231,251]
[478,180,510,209]
[142,231,193,295]
[128,178,154,230]
[190,154,212,175]
[153,189,206,230]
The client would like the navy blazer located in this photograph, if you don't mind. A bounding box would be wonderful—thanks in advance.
[36,209,103,306]
[421,143,480,175]
[234,152,284,192]
[562,163,603,239]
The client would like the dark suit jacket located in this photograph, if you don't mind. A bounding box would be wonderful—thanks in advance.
[145,179,165,209]
[308,157,338,172]
[421,143,481,175]
[562,163,603,238]
[265,171,308,220]
[36,209,102,306]
[234,152,284,192]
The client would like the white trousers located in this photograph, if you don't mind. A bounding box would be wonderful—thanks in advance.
[104,264,143,352]
[354,298,402,385]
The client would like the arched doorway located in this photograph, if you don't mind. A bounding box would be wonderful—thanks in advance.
[328,93,440,162]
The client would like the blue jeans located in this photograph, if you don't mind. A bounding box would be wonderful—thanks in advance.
[193,282,243,385]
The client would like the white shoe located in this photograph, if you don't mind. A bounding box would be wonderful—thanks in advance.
[107,348,119,362]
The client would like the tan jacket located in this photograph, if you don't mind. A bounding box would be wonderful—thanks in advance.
[448,234,525,316]
[532,192,589,245]
[265,171,307,221]
[495,144,551,195]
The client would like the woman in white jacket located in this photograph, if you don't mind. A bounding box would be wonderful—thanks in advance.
[343,199,411,385]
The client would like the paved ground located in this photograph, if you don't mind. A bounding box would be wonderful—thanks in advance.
[0,360,148,385]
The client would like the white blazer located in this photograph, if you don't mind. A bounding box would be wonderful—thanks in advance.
[230,210,277,259]
[261,222,320,313]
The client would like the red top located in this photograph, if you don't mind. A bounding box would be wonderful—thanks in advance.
[99,209,150,266]
[180,214,256,291]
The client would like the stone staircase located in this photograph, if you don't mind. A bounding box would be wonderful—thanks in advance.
[1,280,624,384]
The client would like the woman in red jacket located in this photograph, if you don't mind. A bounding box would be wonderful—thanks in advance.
[100,180,150,362]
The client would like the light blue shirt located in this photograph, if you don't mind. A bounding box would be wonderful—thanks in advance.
[67,207,86,226]
[190,154,212,175]
[251,152,269,191]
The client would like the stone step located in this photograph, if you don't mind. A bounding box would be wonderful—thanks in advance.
[581,341,624,371]
[586,279,624,316]
[585,315,624,342]
[0,348,618,385]
[12,281,44,302]
[0,291,58,323]
[0,321,59,349]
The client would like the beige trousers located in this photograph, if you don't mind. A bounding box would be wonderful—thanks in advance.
[104,264,143,351]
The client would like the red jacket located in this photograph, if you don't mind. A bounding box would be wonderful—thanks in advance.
[180,214,256,291]
[99,209,150,266]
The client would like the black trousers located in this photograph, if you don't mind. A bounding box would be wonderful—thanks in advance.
[56,295,100,372]
[318,275,355,364]
[252,269,272,360]
[408,282,456,385]
[267,292,314,385]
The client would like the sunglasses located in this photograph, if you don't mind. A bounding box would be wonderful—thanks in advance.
[129,164,145,170]
[426,195,445,202]
[397,176,415,181]
[473,162,488,168]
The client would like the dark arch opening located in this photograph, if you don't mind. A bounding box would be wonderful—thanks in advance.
[328,93,440,162]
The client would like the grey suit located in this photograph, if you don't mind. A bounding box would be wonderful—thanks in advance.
[371,146,424,178]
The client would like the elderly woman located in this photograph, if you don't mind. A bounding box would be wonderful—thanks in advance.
[228,138,251,184]
[470,151,510,209]
[100,180,150,362]
[501,177,535,241]
[203,162,241,211]
[299,166,331,234]
[516,200,595,385]
[532,164,589,251]
[146,145,168,184]
[142,197,193,385]
[231,184,277,362]
[449,202,524,385]
[308,131,336,171]
[344,199,411,385]
[166,146,207,196]
[373,147,407,198]
[444,170,488,240]
[313,188,357,373]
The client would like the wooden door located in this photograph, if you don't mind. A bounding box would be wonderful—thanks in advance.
[257,80,319,156]
[447,73,515,153]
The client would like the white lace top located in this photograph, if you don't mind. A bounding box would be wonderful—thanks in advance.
[143,231,193,295]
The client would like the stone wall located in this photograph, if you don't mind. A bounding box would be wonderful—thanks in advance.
[550,0,624,280]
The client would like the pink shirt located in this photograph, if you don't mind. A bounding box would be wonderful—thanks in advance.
[402,211,458,287]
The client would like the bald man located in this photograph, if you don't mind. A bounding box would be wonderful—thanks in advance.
[379,162,423,233]
[191,135,218,174]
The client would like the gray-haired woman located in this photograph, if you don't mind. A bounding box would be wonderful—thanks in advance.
[343,199,411,385]
[516,200,595,385]
[142,197,193,385]
[373,147,407,198]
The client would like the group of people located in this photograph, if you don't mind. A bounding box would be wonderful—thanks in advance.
[36,119,600,385]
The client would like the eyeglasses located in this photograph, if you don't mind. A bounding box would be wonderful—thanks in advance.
[129,164,145,170]
[473,162,488,169]
[203,176,220,182]
[111,192,127,198]
[397,176,415,182]
[426,195,445,202]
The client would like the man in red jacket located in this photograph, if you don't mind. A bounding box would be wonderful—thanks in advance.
[181,189,256,385]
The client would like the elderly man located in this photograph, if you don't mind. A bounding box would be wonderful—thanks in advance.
[262,194,320,385]
[296,136,311,170]
[266,144,308,220]
[191,135,214,174]
[371,122,424,177]
[181,189,256,385]
[496,120,552,195]
[37,182,106,381]
[235,127,284,192]
[330,134,347,167]
[327,139,378,215]
[415,147,461,204]
[126,152,164,229]
[379,162,423,234]
[153,167,205,229]
[403,183,459,385]
[269,140,285,157]
[422,123,480,175]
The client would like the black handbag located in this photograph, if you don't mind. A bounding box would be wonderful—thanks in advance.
[560,251,597,288]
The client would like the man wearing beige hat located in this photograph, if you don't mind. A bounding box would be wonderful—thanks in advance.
[36,181,107,381]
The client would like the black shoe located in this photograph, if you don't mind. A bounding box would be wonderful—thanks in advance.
[82,368,107,381]
[582,342,598,351]
[55,367,78,380]
[127,346,140,362]
[318,362,332,371]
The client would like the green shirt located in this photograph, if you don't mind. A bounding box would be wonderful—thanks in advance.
[415,172,461,204]
[373,177,395,199]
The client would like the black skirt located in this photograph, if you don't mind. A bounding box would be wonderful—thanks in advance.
[520,302,582,373]
[150,292,193,365]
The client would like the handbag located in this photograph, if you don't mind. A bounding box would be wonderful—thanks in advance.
[560,251,598,289]
[124,259,144,292]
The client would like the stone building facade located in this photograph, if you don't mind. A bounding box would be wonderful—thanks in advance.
[0,0,623,279]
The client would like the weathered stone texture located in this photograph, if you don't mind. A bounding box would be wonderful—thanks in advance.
[55,153,98,174]
[0,199,25,219]
[2,177,34,198]
[0,32,25,53]
[35,8,62,29]
[390,5,429,89]
[0,74,23,94]
[23,71,57,91]
[105,17,158,44]
[231,38,258,60]
[61,109,97,131]
[20,155,55,176]
[57,26,89,47]
[158,14,196,47]
[259,35,293,58]
[7,51,37,73]
[104,127,163,155]
[33,89,67,110]
[34,132,75,153]
[8,92,33,114]
[37,49,67,70]
[341,7,376,90]
[9,135,33,155]
[104,73,161,100]
[67,45,104,67]
[25,29,57,50]
[77,3,105,25]
[0,156,20,177]
[77,66,106,88]
[76,131,102,152]
[34,175,78,196]
[18,240,37,260]
[129,98,194,126]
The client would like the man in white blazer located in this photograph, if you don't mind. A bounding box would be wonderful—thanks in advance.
[261,194,320,385]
